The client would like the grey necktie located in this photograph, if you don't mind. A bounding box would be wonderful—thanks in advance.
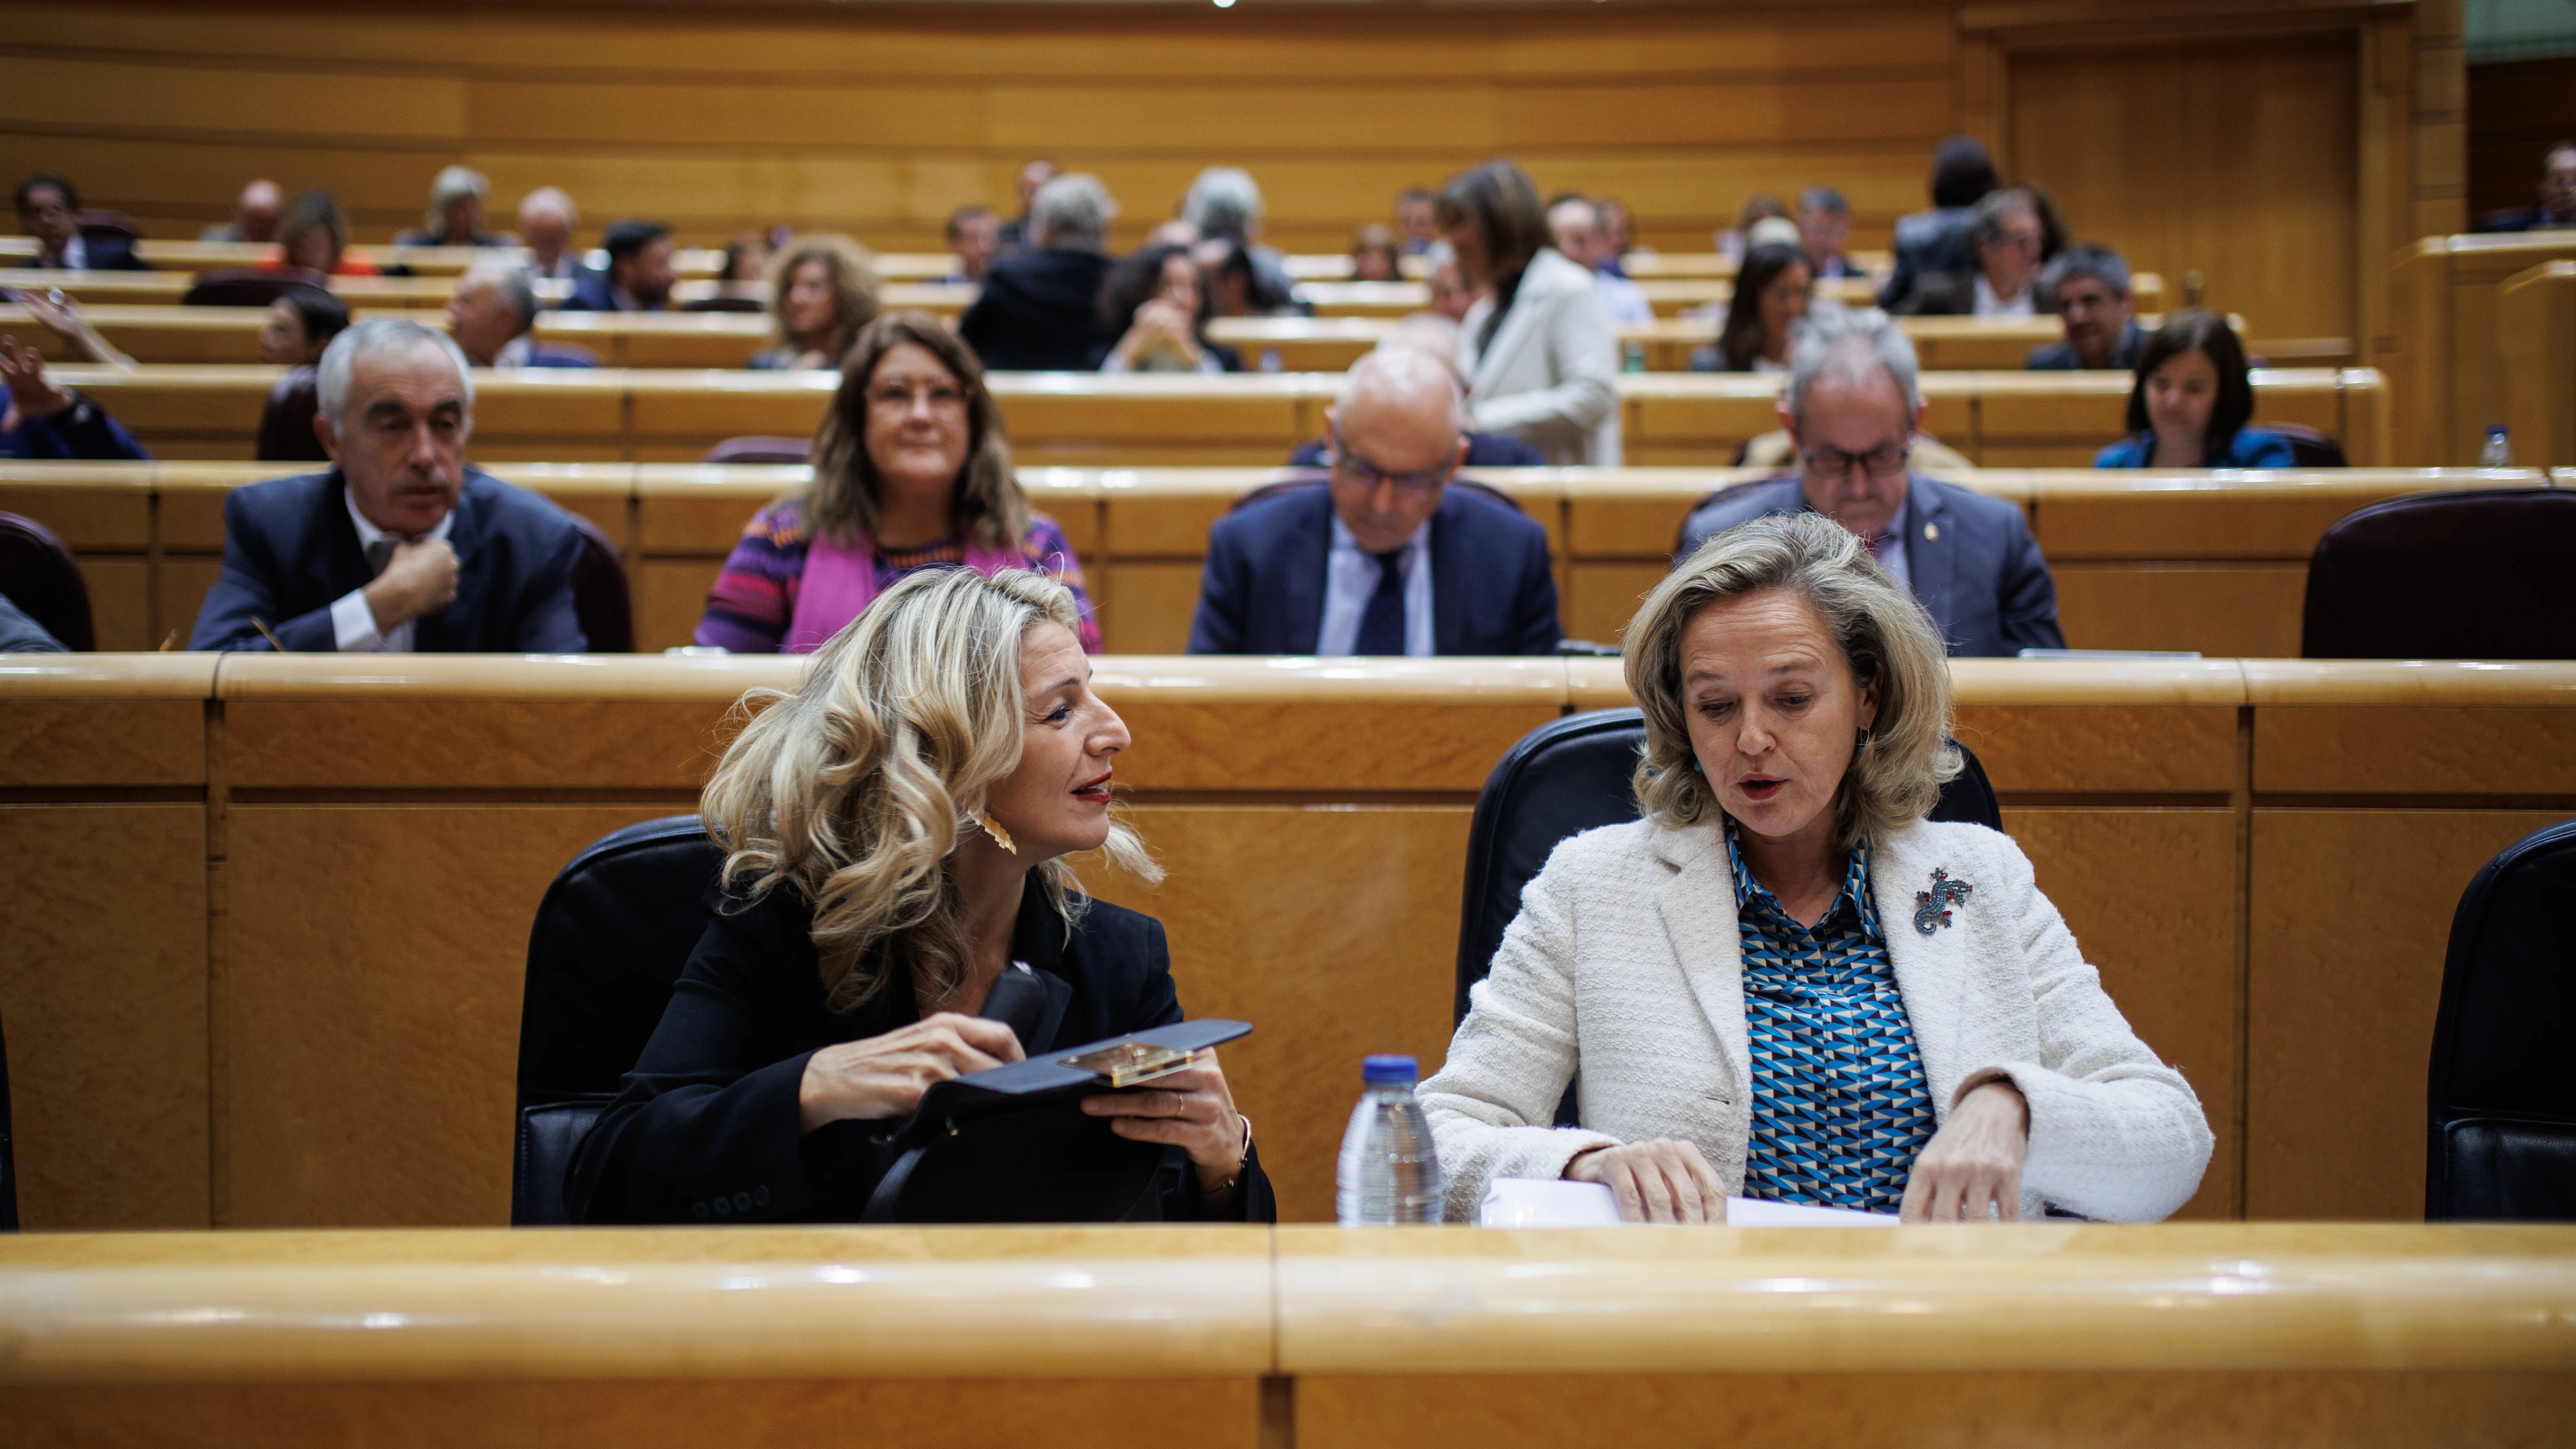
[365,538,396,576]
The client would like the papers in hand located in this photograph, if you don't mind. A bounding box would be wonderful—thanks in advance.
[1476,1177,1899,1228]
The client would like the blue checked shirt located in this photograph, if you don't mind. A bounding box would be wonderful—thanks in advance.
[1726,820,1936,1212]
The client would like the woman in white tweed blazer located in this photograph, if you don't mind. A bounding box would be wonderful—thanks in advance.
[1422,510,2211,1224]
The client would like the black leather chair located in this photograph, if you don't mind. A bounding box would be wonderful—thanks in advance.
[564,512,634,652]
[512,814,724,1224]
[2301,489,2576,659]
[2426,817,2576,1221]
[2265,422,2347,468]
[181,267,329,308]
[1455,706,2004,1027]
[700,436,811,465]
[253,366,328,464]
[0,511,94,651]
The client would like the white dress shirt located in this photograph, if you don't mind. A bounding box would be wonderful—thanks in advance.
[1316,514,1433,657]
[40,235,88,270]
[1973,274,2035,318]
[494,334,534,369]
[329,492,456,652]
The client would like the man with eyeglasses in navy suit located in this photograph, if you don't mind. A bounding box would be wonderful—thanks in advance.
[1676,307,2064,658]
[1187,346,1560,657]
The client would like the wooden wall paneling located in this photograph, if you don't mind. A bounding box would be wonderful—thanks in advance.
[2498,261,2576,468]
[2410,0,2469,242]
[2047,565,2310,659]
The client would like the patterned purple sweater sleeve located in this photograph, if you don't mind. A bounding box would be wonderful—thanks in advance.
[1022,514,1103,654]
[693,500,807,653]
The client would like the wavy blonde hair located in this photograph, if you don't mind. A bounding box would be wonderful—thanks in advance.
[767,232,881,361]
[1625,511,1959,850]
[701,566,1158,1014]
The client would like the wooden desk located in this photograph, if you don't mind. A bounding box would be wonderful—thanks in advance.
[2498,261,2576,468]
[2386,232,2576,464]
[0,1225,2565,1448]
[1,656,2570,1234]
[1295,273,2166,321]
[0,270,968,320]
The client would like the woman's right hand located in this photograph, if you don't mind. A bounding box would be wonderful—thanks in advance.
[796,1012,1024,1134]
[1566,1139,1729,1224]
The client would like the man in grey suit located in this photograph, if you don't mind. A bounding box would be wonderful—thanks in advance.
[1675,307,2064,657]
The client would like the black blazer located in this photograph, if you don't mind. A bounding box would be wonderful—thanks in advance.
[1187,481,1560,656]
[566,878,1275,1225]
[958,248,1115,370]
[1675,473,2065,657]
[37,234,148,271]
[188,467,586,652]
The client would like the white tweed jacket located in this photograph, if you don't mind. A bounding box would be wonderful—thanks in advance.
[1421,816,2213,1223]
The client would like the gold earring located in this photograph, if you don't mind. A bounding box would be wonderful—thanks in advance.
[978,812,1018,855]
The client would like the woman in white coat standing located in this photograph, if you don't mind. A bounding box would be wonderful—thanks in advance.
[1438,161,1621,466]
[1422,511,2211,1223]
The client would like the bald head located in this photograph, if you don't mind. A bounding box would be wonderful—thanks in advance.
[231,180,283,243]
[1373,314,1464,384]
[517,187,577,271]
[1326,347,1470,553]
[1548,197,1600,268]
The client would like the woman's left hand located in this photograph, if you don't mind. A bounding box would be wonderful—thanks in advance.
[1900,1078,2030,1223]
[1081,1049,1246,1195]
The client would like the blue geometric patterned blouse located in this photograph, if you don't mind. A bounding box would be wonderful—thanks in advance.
[1726,820,1936,1212]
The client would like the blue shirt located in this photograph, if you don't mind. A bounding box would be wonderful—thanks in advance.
[2093,427,2296,469]
[1726,820,1936,1212]
[1316,514,1433,657]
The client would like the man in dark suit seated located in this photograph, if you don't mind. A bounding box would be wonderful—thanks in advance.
[447,263,599,369]
[959,174,1117,370]
[561,219,675,313]
[1676,307,2063,657]
[14,174,148,271]
[1189,346,1560,657]
[190,318,587,653]
[2025,245,2146,371]
[2476,141,2576,233]
[0,336,149,461]
[1889,188,2050,318]
[1877,137,1995,310]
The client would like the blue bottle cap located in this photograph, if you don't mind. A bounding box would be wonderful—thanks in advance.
[1362,1054,1419,1084]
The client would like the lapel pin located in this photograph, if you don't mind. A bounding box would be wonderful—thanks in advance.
[1913,867,1972,935]
[1924,522,1939,541]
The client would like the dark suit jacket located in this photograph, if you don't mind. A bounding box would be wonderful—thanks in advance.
[1285,432,1547,469]
[1876,206,1974,310]
[1187,481,1561,656]
[1889,270,2060,318]
[559,269,660,313]
[2026,320,2146,371]
[36,234,148,271]
[958,248,1114,370]
[2474,208,2576,234]
[189,467,587,652]
[566,877,1275,1225]
[524,342,601,369]
[1674,473,2064,657]
[0,395,148,461]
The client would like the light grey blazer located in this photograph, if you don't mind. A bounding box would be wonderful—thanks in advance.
[1459,247,1621,466]
[1420,816,2214,1223]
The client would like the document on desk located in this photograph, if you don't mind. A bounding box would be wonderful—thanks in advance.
[1478,1177,1898,1227]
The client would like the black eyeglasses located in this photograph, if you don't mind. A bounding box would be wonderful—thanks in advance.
[1326,427,1458,496]
[1801,443,1911,480]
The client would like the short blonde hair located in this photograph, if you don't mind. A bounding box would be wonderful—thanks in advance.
[1625,511,1959,849]
[767,234,881,360]
[701,567,1157,1014]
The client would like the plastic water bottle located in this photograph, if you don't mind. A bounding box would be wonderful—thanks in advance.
[1335,1055,1443,1224]
[1622,339,1648,373]
[2482,425,2513,467]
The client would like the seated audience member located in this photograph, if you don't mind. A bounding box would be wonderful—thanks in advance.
[252,285,354,462]
[720,231,775,286]
[1189,347,1558,657]
[516,188,581,281]
[1097,243,1241,375]
[1595,196,1642,272]
[394,166,504,248]
[995,158,1057,252]
[1797,187,1859,279]
[1194,237,1300,318]
[271,189,379,277]
[945,205,1000,283]
[1423,509,2210,1223]
[201,178,282,244]
[258,285,350,367]
[1695,243,1812,373]
[1398,187,1439,255]
[564,220,677,313]
[2094,308,2294,469]
[1677,308,2063,656]
[959,174,1119,370]
[1442,160,1619,465]
[1284,316,1544,468]
[1183,167,1296,312]
[696,313,1097,654]
[751,235,880,370]
[15,174,146,270]
[0,594,65,653]
[1423,240,1478,324]
[1879,136,1996,310]
[2026,245,2144,370]
[571,565,1271,1226]
[1547,195,1654,326]
[1351,223,1403,283]
[2478,140,2576,232]
[1717,193,1788,265]
[12,288,134,369]
[1890,188,2048,318]
[192,318,586,652]
[446,263,597,370]
[0,337,148,461]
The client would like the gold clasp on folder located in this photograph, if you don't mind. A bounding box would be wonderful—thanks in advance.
[1063,1040,1195,1088]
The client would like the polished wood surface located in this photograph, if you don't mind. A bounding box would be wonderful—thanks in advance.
[0,461,2521,659]
[2386,232,2576,464]
[2498,260,2576,468]
[4,656,2572,1232]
